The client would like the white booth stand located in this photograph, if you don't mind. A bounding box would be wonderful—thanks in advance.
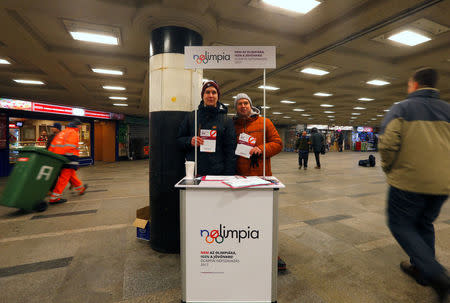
[176,177,285,303]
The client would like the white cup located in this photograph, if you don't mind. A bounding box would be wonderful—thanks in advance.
[185,161,195,179]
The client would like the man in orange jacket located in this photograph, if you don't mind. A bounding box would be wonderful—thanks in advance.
[233,93,282,176]
[48,118,87,203]
[233,93,286,270]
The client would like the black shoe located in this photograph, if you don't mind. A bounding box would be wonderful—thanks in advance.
[49,198,68,205]
[278,257,286,271]
[400,261,429,286]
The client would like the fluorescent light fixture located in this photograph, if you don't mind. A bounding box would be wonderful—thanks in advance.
[384,109,390,112]
[13,79,45,85]
[227,113,235,116]
[394,101,400,104]
[272,112,283,115]
[261,106,271,109]
[280,100,295,104]
[113,103,128,107]
[92,68,123,75]
[0,59,11,64]
[351,113,361,115]
[367,79,390,86]
[301,67,329,76]
[388,30,431,46]
[308,118,313,120]
[353,107,366,110]
[223,103,230,106]
[258,85,280,90]
[109,96,127,100]
[377,114,384,117]
[351,117,358,119]
[371,118,377,120]
[103,85,125,90]
[302,114,311,117]
[324,111,335,114]
[320,104,334,107]
[314,92,333,97]
[69,31,118,45]
[232,96,237,99]
[262,0,320,14]
[327,115,335,118]
[283,116,291,119]
[358,97,374,101]
[293,108,304,112]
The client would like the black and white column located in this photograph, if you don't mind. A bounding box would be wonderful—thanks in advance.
[149,26,202,253]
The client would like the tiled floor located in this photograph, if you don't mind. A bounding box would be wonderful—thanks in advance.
[0,152,448,303]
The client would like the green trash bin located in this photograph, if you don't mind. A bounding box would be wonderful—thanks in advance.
[0,147,69,212]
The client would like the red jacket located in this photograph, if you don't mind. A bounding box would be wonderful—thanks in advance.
[234,115,282,176]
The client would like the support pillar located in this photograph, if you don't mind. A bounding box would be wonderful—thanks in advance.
[149,26,202,253]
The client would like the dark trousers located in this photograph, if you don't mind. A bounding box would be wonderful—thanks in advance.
[387,186,448,282]
[298,150,309,167]
[314,152,321,167]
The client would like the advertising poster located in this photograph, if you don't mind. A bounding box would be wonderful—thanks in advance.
[185,46,276,69]
[185,189,273,302]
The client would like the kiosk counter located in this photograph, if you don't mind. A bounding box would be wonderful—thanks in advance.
[175,176,285,303]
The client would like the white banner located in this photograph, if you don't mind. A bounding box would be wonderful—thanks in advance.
[185,46,276,69]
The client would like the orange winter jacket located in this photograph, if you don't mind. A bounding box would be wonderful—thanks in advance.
[234,115,282,176]
[48,127,80,157]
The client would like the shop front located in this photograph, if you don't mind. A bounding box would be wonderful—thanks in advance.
[0,98,123,177]
[352,126,378,152]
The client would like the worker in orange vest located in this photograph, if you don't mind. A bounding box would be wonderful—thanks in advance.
[48,118,87,203]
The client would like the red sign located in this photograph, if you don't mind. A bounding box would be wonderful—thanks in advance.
[84,110,111,119]
[17,157,29,162]
[33,103,73,115]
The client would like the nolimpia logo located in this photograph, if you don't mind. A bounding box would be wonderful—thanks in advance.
[200,224,260,244]
[193,51,231,64]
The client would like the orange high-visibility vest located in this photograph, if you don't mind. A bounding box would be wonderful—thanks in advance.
[49,127,79,156]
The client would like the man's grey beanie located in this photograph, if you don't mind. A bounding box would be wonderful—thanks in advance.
[234,93,260,115]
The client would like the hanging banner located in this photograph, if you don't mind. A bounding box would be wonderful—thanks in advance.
[185,46,276,69]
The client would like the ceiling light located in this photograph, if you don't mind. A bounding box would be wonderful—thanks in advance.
[377,114,384,117]
[301,67,329,76]
[308,118,313,120]
[358,97,374,101]
[371,118,377,120]
[314,92,333,97]
[353,107,366,110]
[272,112,282,114]
[262,0,320,14]
[109,96,127,100]
[13,79,45,85]
[103,85,125,90]
[258,85,280,90]
[320,104,334,107]
[0,59,11,64]
[324,111,335,114]
[351,117,358,119]
[70,31,118,45]
[367,79,390,86]
[293,108,304,112]
[261,106,271,109]
[302,114,311,117]
[113,103,128,107]
[92,68,123,75]
[280,100,295,104]
[394,101,400,104]
[388,30,431,46]
[327,115,335,118]
[223,103,230,106]
[232,96,237,99]
[351,113,361,115]
[384,109,390,112]
[283,116,291,119]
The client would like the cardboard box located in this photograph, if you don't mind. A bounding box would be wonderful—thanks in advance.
[133,206,150,241]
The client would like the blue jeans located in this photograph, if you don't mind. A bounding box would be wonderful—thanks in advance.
[387,186,448,282]
[298,150,309,167]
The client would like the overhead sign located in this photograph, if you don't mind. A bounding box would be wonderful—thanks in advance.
[185,46,276,69]
[0,98,122,120]
[357,126,373,132]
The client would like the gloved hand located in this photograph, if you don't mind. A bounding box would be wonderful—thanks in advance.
[250,153,261,168]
